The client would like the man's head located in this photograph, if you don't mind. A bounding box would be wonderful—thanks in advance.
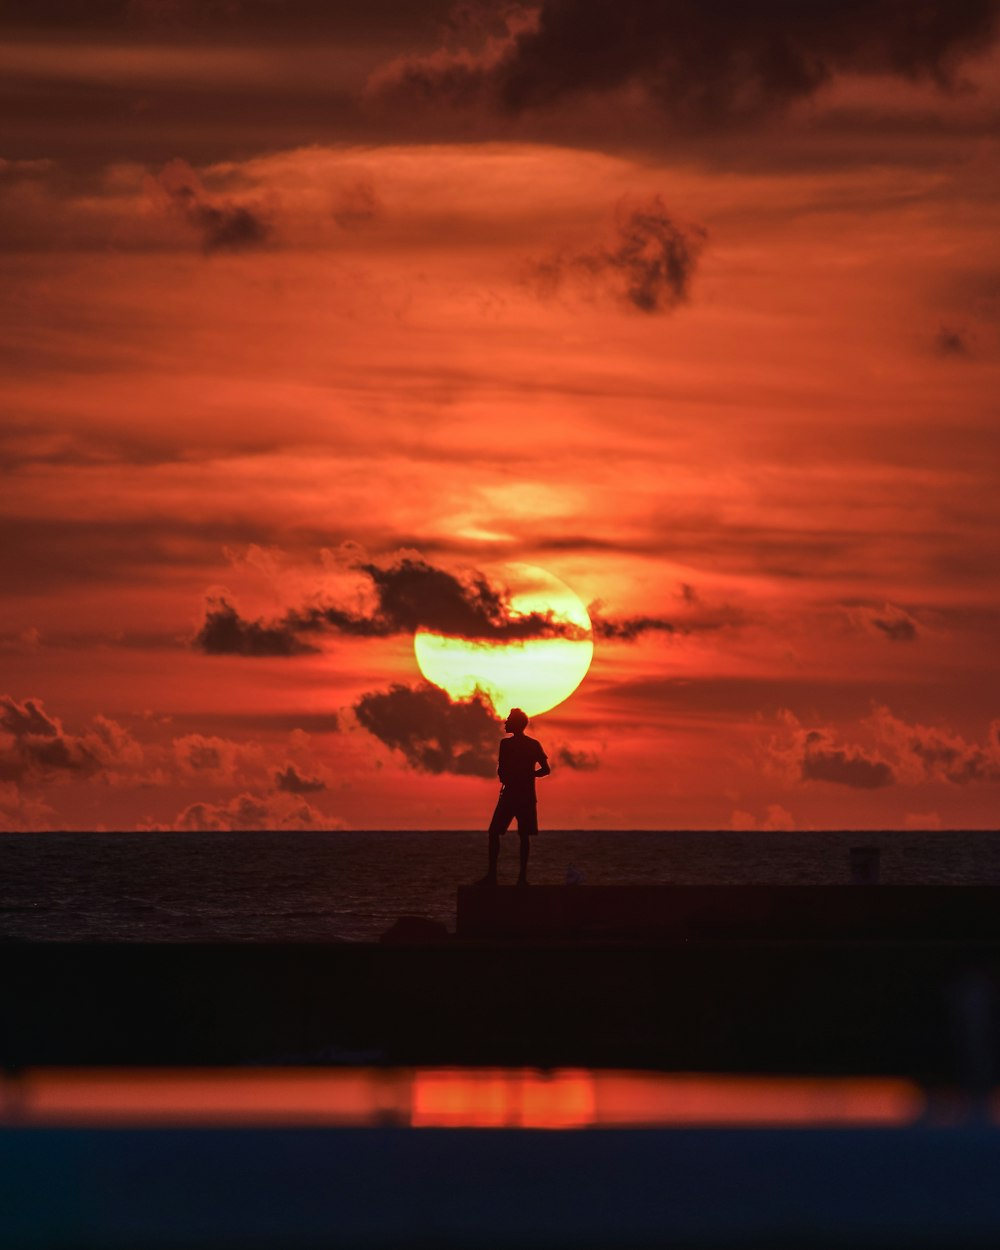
[504,708,529,734]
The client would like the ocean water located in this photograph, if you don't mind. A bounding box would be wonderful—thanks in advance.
[1,829,999,943]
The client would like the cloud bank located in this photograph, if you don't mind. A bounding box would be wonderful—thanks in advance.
[172,790,328,831]
[195,556,588,655]
[372,1,1000,126]
[0,694,143,783]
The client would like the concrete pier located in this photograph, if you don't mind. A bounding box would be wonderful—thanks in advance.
[456,884,1000,942]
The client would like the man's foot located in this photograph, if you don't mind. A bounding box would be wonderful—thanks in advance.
[473,873,498,887]
[516,874,529,887]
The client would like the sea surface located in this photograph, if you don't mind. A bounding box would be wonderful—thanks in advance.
[1,829,999,943]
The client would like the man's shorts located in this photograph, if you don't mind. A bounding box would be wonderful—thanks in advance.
[488,789,538,836]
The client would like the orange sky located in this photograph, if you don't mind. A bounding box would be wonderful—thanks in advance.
[2,2,999,831]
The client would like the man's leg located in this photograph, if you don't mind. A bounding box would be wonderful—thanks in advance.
[477,795,511,885]
[516,802,537,885]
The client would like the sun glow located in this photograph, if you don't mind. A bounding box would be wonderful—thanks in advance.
[413,564,594,718]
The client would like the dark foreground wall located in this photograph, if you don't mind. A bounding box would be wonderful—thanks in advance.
[4,939,1000,1080]
[458,885,1000,941]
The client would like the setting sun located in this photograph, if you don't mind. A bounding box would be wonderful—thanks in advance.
[413,564,594,718]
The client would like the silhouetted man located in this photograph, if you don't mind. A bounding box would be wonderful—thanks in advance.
[478,707,550,886]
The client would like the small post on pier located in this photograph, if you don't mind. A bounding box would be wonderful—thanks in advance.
[849,846,881,884]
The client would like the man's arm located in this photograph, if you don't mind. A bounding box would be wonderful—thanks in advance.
[534,742,551,779]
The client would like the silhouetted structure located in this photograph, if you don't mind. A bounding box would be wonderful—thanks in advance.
[850,845,881,884]
[478,708,549,886]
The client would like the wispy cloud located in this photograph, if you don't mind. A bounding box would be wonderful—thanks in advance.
[870,705,1000,785]
[527,197,706,314]
[275,763,326,793]
[152,158,272,253]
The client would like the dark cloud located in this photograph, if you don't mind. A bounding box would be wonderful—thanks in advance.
[528,197,706,313]
[354,682,498,777]
[370,1,1000,124]
[154,159,271,253]
[373,1,1000,126]
[801,730,895,788]
[871,612,918,642]
[556,745,600,771]
[185,198,270,253]
[0,695,92,781]
[936,325,971,356]
[590,595,744,641]
[591,613,676,642]
[275,764,326,794]
[5,3,996,171]
[0,695,60,738]
[194,556,586,655]
[193,597,319,657]
[196,559,737,659]
[0,695,141,783]
[20,736,91,774]
[376,556,581,638]
[844,601,920,641]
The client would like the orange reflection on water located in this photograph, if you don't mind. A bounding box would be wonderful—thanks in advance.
[1,1069,926,1129]
[412,1069,596,1128]
[4,1069,409,1127]
[411,1070,924,1129]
